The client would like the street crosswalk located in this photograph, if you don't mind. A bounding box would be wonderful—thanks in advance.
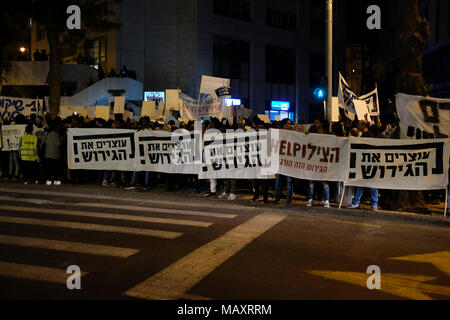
[0,187,237,292]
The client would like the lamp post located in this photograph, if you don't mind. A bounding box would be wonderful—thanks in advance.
[326,0,333,121]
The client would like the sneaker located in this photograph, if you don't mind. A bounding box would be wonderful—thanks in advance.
[35,180,39,184]
[324,201,330,208]
[306,199,313,207]
[46,180,52,185]
[124,184,136,190]
[23,181,28,185]
[204,191,216,197]
[371,206,378,211]
[102,180,110,187]
[53,181,61,186]
[110,181,118,187]
[250,195,259,202]
[219,192,229,199]
[273,198,280,204]
[348,204,359,209]
[228,193,236,201]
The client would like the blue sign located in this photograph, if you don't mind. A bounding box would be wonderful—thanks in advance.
[271,101,290,112]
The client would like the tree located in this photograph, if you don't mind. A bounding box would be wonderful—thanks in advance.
[29,0,121,118]
[377,0,432,213]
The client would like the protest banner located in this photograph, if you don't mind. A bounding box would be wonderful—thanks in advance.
[0,96,43,123]
[135,129,202,174]
[268,130,349,182]
[67,128,136,171]
[396,93,450,139]
[359,87,380,117]
[346,137,450,190]
[179,93,233,122]
[199,129,272,179]
[1,125,26,151]
[199,75,231,97]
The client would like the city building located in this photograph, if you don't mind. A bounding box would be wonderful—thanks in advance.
[422,0,450,98]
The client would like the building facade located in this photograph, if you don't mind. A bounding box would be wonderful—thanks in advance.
[29,0,350,121]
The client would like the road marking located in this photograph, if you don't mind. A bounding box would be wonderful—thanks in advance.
[0,216,182,239]
[0,195,237,219]
[306,270,450,300]
[390,251,450,277]
[0,204,212,228]
[124,212,288,300]
[0,188,255,211]
[308,215,381,228]
[0,261,87,284]
[72,202,237,219]
[0,234,138,258]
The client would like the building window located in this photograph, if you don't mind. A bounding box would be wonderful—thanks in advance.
[266,46,296,85]
[85,37,107,68]
[36,23,46,42]
[214,0,251,21]
[310,17,325,38]
[213,35,250,106]
[266,0,297,31]
[266,8,297,31]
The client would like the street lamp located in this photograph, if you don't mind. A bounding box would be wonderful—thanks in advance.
[19,47,26,53]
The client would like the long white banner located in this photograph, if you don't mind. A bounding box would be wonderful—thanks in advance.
[66,128,450,190]
[346,137,450,190]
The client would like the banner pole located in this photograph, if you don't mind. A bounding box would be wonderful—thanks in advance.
[445,188,448,218]
[339,183,346,210]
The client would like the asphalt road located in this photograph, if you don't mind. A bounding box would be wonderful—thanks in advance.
[0,181,449,300]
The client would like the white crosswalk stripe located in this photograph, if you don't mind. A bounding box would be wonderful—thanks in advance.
[0,234,138,258]
[0,187,254,211]
[0,195,237,219]
[0,215,183,239]
[0,204,213,227]
[0,261,87,284]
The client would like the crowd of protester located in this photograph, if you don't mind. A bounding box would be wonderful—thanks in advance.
[0,111,448,213]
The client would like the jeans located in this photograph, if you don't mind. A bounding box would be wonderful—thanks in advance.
[130,171,150,186]
[223,179,237,194]
[308,181,330,202]
[9,151,20,177]
[352,187,379,207]
[274,174,293,201]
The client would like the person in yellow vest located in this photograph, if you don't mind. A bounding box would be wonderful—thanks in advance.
[19,124,39,185]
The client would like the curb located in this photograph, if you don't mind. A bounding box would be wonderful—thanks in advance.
[261,205,450,228]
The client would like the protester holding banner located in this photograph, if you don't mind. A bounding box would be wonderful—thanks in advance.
[42,121,63,185]
[306,118,331,208]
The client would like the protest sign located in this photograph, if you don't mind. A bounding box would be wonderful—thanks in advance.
[199,129,272,179]
[135,129,202,174]
[346,137,450,190]
[1,125,26,151]
[396,93,450,139]
[67,128,136,171]
[268,130,349,182]
[0,96,43,123]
